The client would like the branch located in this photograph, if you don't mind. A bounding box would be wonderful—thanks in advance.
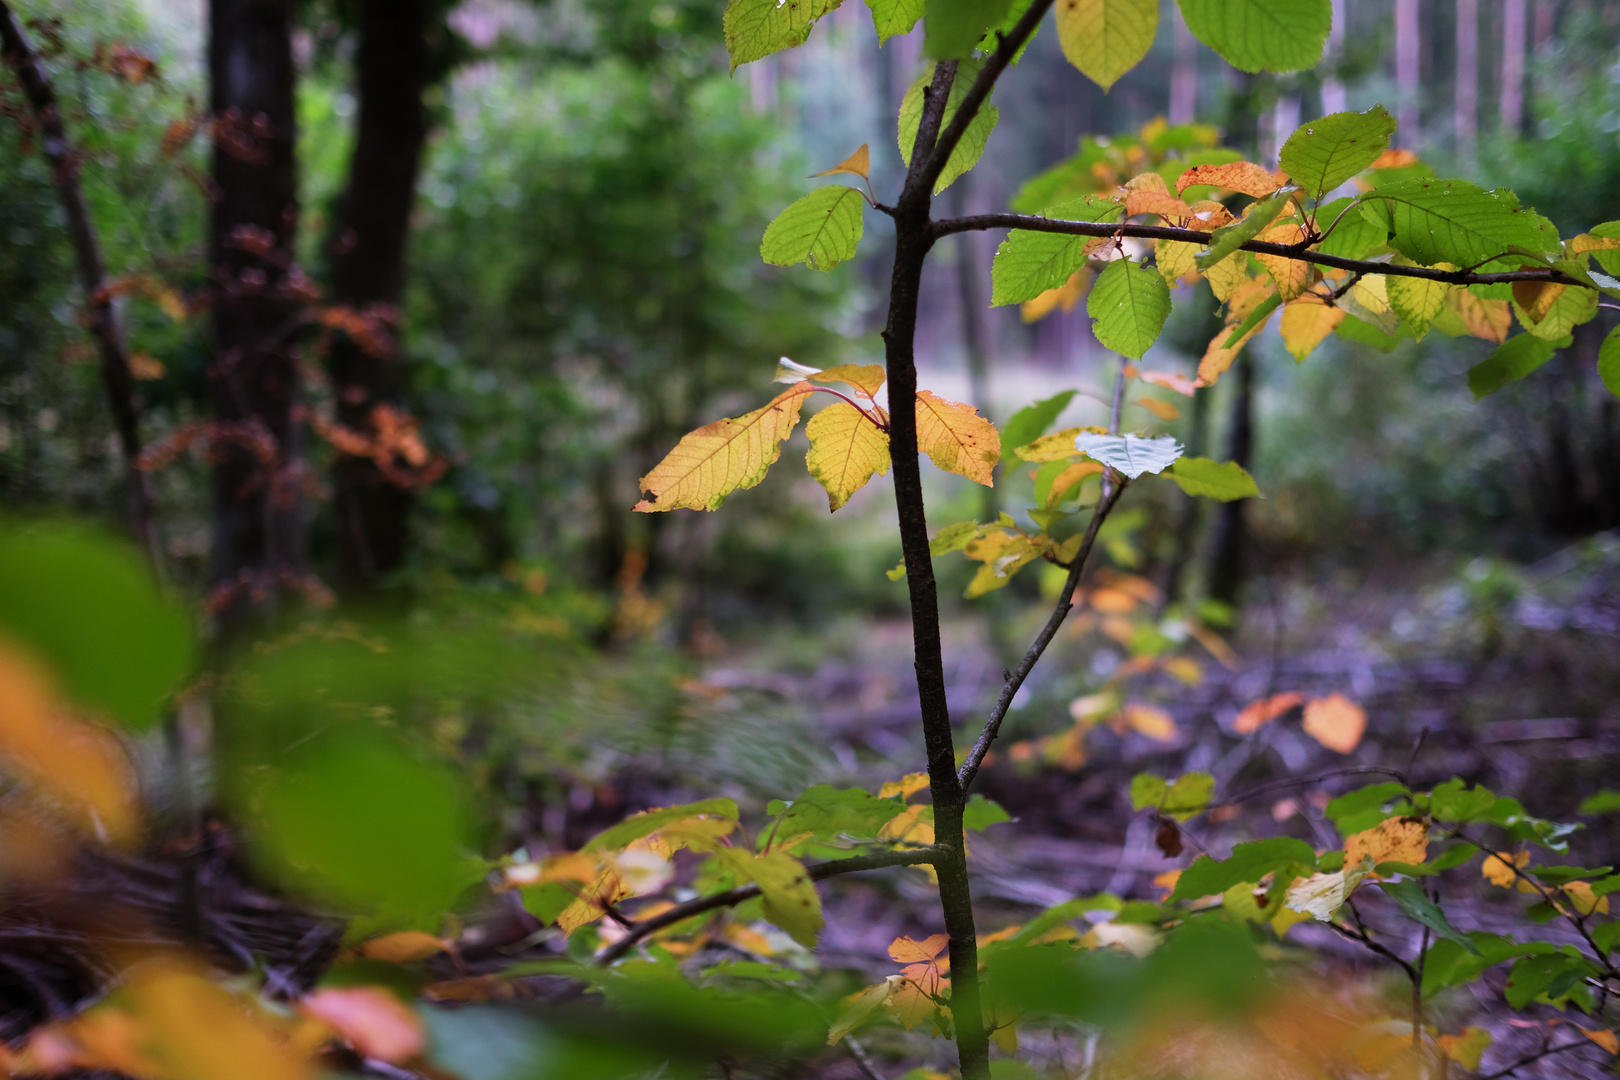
[0,3,161,568]
[916,0,1056,200]
[1328,902,1418,983]
[1477,1038,1597,1080]
[932,213,1587,288]
[595,846,944,965]
[901,60,958,203]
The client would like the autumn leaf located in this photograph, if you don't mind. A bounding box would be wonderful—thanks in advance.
[1157,238,1201,286]
[1344,816,1428,872]
[812,144,870,180]
[915,390,999,486]
[810,363,887,399]
[1016,426,1097,462]
[889,933,950,966]
[880,771,930,800]
[126,961,313,1080]
[1438,1027,1492,1070]
[1387,267,1455,340]
[1134,396,1180,421]
[827,979,898,1045]
[880,803,935,845]
[1175,160,1284,198]
[1482,849,1529,887]
[1254,224,1312,299]
[1121,173,1189,219]
[962,530,1049,597]
[1054,0,1158,91]
[1563,880,1610,916]
[1302,693,1366,753]
[1119,703,1177,742]
[1284,856,1374,922]
[1279,293,1345,360]
[355,931,446,965]
[1202,250,1250,302]
[1447,287,1512,343]
[1233,691,1306,734]
[635,383,810,511]
[1578,1026,1620,1055]
[1133,367,1198,395]
[806,402,890,511]
[718,849,824,948]
[301,987,424,1064]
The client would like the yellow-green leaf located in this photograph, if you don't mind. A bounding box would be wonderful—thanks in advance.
[898,60,999,194]
[719,849,824,947]
[806,402,891,511]
[1054,0,1157,91]
[1277,106,1396,199]
[916,390,1000,486]
[762,186,866,271]
[1279,294,1345,360]
[1511,278,1599,341]
[1178,0,1332,74]
[865,0,924,44]
[725,0,845,71]
[1387,266,1456,340]
[635,385,811,511]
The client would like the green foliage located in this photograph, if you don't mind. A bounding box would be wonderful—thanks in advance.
[898,60,999,194]
[1360,178,1560,269]
[723,0,844,71]
[765,785,901,842]
[991,231,1093,306]
[1129,772,1215,821]
[999,390,1076,462]
[760,185,866,270]
[1086,258,1172,359]
[1164,457,1259,501]
[1169,838,1317,901]
[924,0,1012,58]
[866,0,925,43]
[1467,334,1561,399]
[1177,0,1333,74]
[1278,106,1395,200]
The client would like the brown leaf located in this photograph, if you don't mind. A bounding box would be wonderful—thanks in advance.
[1155,820,1184,857]
[1176,161,1285,198]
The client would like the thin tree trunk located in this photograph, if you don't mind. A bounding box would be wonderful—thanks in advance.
[1500,0,1526,136]
[208,0,302,631]
[328,0,435,598]
[0,2,160,568]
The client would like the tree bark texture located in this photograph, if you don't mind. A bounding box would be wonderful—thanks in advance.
[0,2,160,567]
[328,0,435,596]
[208,0,302,629]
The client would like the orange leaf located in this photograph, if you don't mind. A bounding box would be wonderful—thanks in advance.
[1123,176,1191,220]
[1176,161,1285,198]
[889,933,949,965]
[1043,461,1103,508]
[1301,694,1366,753]
[634,383,811,511]
[356,932,446,965]
[1120,703,1177,742]
[301,987,424,1064]
[888,976,947,1030]
[1134,396,1180,421]
[1368,148,1419,169]
[914,390,999,487]
[1448,288,1512,343]
[1344,816,1428,871]
[1135,368,1198,395]
[811,144,871,181]
[1255,224,1312,300]
[1578,1026,1620,1055]
[1233,691,1306,734]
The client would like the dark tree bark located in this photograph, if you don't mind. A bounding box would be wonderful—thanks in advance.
[208,0,302,629]
[327,0,436,597]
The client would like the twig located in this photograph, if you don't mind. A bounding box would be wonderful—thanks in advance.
[844,1036,886,1080]
[1329,900,1418,982]
[931,212,1587,288]
[595,846,944,965]
[0,3,161,569]
[1477,1038,1596,1080]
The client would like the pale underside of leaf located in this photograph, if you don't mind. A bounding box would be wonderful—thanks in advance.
[915,390,1000,486]
[806,402,891,511]
[761,186,866,271]
[634,384,810,512]
[1072,432,1183,478]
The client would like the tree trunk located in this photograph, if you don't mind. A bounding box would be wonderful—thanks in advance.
[208,0,302,631]
[328,0,434,597]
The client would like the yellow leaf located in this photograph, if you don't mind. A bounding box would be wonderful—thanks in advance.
[809,363,887,399]
[888,933,950,965]
[718,849,823,948]
[879,803,935,845]
[1162,656,1202,685]
[1578,1026,1620,1055]
[1280,294,1346,361]
[1198,304,1272,386]
[1156,238,1201,287]
[806,402,890,511]
[915,390,999,486]
[1344,816,1428,872]
[1302,693,1366,753]
[888,973,947,1030]
[556,866,631,934]
[1482,849,1529,887]
[1386,266,1455,339]
[1203,251,1249,302]
[1022,268,1092,322]
[1270,900,1314,938]
[1134,396,1180,421]
[1044,460,1103,507]
[0,640,139,845]
[635,383,810,511]
[355,931,446,965]
[962,530,1049,597]
[1564,880,1610,916]
[1120,703,1177,742]
[300,987,424,1064]
[1351,274,1390,315]
[1448,288,1512,343]
[1438,1026,1492,1070]
[1232,691,1305,734]
[1176,161,1285,198]
[827,980,897,1045]
[1255,224,1312,300]
[1016,426,1099,462]
[1570,233,1620,256]
[128,961,313,1080]
[811,143,870,181]
[879,772,930,800]
[1186,198,1234,229]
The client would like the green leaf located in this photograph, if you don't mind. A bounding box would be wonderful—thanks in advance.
[1528,865,1613,886]
[925,0,1012,58]
[1195,185,1296,269]
[248,733,478,919]
[898,60,1000,193]
[1324,782,1408,834]
[703,960,803,982]
[1001,390,1077,461]
[1177,0,1332,74]
[1428,779,1498,823]
[1009,139,1111,214]
[1130,773,1168,811]
[1379,880,1480,954]
[1046,193,1128,222]
[1169,837,1318,902]
[1334,313,1401,351]
[1164,772,1216,821]
[724,0,844,71]
[0,521,196,731]
[521,881,577,925]
[1314,196,1390,259]
[865,0,924,43]
[765,784,903,843]
[1504,952,1596,1009]
[1431,843,1481,872]
[1580,789,1620,815]
[1467,333,1562,399]
[584,798,740,852]
[965,794,1013,831]
[1358,178,1561,269]
[1595,922,1620,953]
[1422,934,1554,997]
[992,232,1093,306]
[1055,0,1158,91]
[761,186,866,271]
[1278,107,1396,200]
[1165,457,1260,501]
[1087,258,1172,359]
[1589,221,1620,277]
[1074,432,1183,477]
[1512,280,1599,342]
[717,849,824,947]
[976,0,1041,63]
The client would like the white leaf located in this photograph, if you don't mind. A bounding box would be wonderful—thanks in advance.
[1073,433,1184,478]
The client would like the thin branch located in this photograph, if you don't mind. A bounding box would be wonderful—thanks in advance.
[1478,1038,1596,1080]
[916,0,1057,199]
[844,1037,887,1080]
[932,213,1586,288]
[1329,902,1418,982]
[0,3,161,568]
[595,846,944,965]
[902,61,958,201]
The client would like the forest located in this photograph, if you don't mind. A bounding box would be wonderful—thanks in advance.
[2,0,1620,1078]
